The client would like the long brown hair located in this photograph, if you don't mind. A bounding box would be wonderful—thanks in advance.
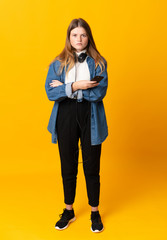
[48,18,106,76]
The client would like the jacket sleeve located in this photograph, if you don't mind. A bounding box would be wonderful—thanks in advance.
[82,59,108,102]
[45,61,77,102]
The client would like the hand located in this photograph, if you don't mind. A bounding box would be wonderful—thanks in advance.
[72,80,99,92]
[49,80,63,87]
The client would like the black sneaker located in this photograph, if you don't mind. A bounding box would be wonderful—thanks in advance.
[90,211,104,233]
[55,208,76,230]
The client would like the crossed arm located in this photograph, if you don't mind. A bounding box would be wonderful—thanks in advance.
[45,60,108,102]
[49,79,99,91]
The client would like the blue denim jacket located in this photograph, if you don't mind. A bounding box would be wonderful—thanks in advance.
[45,55,108,145]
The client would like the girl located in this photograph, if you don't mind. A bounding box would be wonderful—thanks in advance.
[45,18,108,233]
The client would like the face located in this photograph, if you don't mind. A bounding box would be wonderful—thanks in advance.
[70,27,89,52]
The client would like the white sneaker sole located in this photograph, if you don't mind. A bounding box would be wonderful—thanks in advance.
[55,216,76,230]
[91,226,104,233]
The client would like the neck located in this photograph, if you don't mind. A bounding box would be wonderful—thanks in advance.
[75,49,87,54]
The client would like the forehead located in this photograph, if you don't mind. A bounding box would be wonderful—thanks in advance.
[70,27,87,34]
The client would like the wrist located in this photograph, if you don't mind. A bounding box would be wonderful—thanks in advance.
[72,82,78,92]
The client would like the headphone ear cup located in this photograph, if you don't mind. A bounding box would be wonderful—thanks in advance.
[73,52,87,63]
[78,53,87,63]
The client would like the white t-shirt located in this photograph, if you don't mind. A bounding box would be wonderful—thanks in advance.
[65,49,90,84]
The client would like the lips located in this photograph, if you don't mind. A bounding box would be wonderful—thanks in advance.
[76,43,82,45]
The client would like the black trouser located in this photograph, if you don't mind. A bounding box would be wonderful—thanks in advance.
[56,98,101,207]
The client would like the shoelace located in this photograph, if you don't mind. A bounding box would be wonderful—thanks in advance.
[59,208,72,222]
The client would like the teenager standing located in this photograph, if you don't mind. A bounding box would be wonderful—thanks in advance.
[45,18,108,233]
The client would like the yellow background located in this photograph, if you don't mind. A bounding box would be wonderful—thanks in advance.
[0,0,167,239]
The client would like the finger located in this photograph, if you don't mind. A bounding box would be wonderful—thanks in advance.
[91,82,99,85]
[90,83,99,88]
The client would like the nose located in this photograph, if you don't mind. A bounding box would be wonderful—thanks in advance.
[77,35,82,42]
